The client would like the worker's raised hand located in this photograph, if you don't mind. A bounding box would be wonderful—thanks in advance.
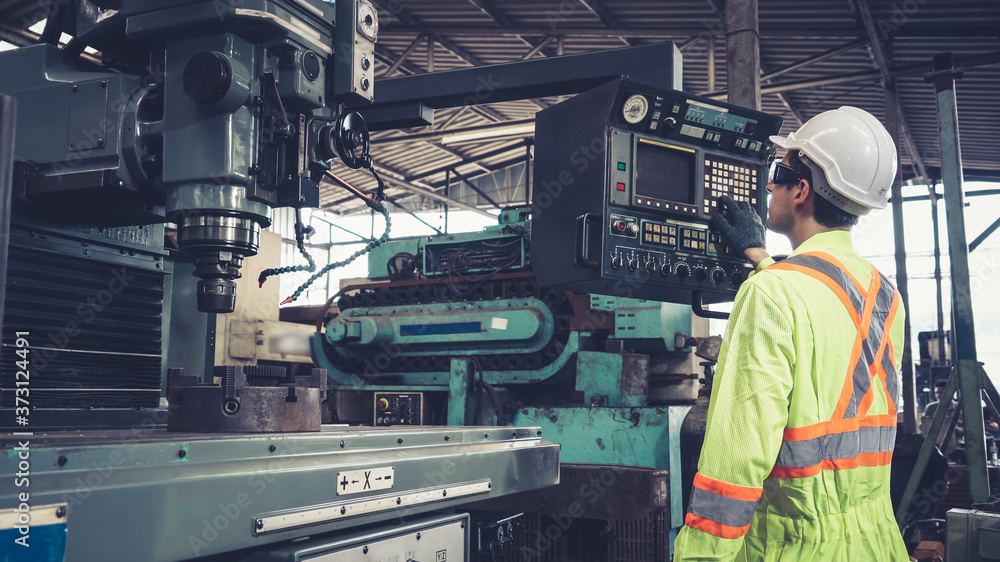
[710,195,766,258]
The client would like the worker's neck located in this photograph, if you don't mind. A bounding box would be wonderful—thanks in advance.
[788,220,848,250]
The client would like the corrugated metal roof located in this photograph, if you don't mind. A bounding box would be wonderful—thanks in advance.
[346,0,1000,214]
[1,0,995,213]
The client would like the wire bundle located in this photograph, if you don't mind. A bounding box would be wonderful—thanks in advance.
[280,207,391,305]
[258,220,317,288]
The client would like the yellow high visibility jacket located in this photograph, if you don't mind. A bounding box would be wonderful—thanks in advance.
[673,231,909,561]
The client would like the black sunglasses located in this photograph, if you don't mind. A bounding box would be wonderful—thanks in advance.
[767,160,808,185]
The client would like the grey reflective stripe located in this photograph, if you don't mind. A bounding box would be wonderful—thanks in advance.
[775,425,896,468]
[878,273,900,405]
[843,359,869,419]
[882,337,898,404]
[846,279,897,414]
[782,254,864,316]
[687,486,759,528]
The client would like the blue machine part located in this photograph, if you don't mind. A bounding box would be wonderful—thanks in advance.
[326,298,554,357]
[0,503,68,561]
[312,332,580,389]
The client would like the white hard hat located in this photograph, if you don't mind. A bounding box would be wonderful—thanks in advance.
[769,106,898,215]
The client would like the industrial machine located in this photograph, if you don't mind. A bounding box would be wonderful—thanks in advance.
[309,78,782,560]
[0,1,558,560]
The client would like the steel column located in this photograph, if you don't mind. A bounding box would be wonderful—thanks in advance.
[707,38,716,92]
[0,95,16,349]
[928,51,990,502]
[887,84,918,434]
[725,0,760,110]
[929,182,947,365]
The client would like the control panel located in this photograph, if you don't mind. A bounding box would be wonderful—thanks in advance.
[374,392,423,426]
[532,77,783,306]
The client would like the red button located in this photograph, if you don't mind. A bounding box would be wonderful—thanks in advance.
[616,182,626,191]
[746,122,756,133]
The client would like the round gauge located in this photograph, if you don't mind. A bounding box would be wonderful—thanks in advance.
[358,2,379,41]
[622,94,649,124]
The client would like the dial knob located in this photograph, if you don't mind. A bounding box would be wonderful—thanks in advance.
[645,259,658,273]
[694,267,707,281]
[712,269,725,285]
[676,264,690,279]
[628,257,640,271]
[612,255,624,269]
[731,270,746,286]
[660,263,671,277]
[663,117,677,131]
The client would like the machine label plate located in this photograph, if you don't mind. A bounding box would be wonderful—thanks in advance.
[256,480,492,535]
[337,467,394,495]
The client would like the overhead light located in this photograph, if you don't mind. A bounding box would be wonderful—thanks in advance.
[440,123,535,145]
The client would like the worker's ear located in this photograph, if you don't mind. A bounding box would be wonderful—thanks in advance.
[790,178,812,210]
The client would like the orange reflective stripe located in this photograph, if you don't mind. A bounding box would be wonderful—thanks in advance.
[684,513,752,539]
[832,270,881,420]
[769,450,893,479]
[768,262,862,327]
[692,473,763,502]
[783,414,897,441]
[859,270,903,417]
[804,251,865,294]
[858,269,890,416]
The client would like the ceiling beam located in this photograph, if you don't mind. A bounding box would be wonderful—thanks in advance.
[379,23,1000,39]
[371,0,511,123]
[324,163,496,219]
[380,33,426,78]
[576,0,634,46]
[465,0,550,110]
[449,167,502,209]
[410,141,528,182]
[761,38,869,81]
[702,50,1000,99]
[848,0,928,181]
[373,118,534,146]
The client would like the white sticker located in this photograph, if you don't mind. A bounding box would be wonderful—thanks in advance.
[490,317,508,331]
[336,467,394,495]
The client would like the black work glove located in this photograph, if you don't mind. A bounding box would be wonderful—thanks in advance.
[710,196,765,256]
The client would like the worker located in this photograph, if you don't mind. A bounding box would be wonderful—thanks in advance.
[923,380,948,420]
[673,106,908,560]
[921,380,963,460]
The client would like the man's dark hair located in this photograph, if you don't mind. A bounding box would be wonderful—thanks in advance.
[935,380,948,390]
[786,153,860,229]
